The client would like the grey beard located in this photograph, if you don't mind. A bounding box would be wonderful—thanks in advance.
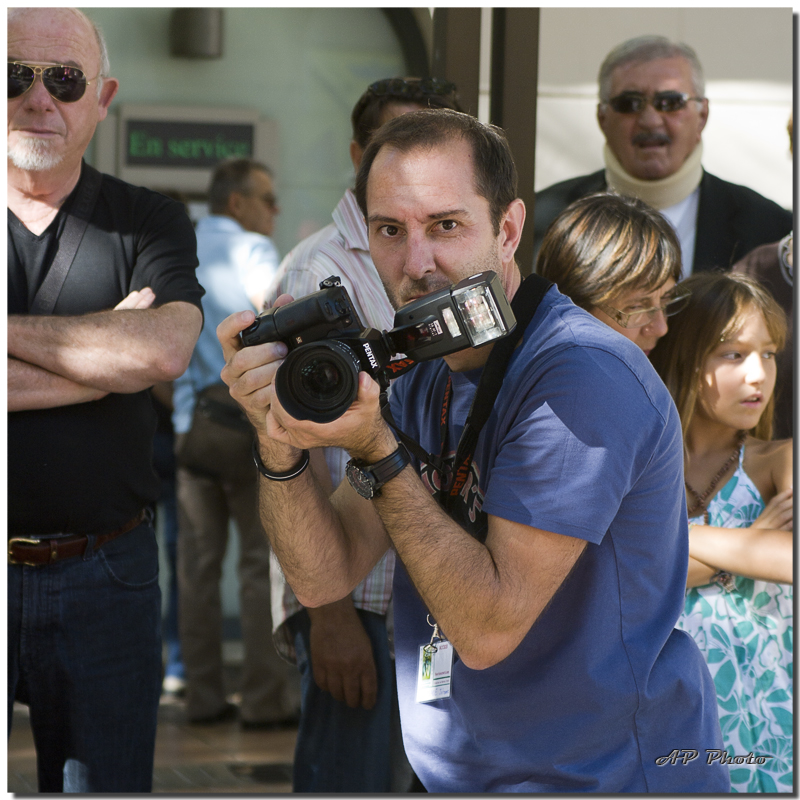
[8,137,63,171]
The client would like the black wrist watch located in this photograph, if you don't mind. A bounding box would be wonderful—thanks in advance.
[346,444,410,499]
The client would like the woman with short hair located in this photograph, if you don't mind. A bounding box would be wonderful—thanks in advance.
[536,191,688,356]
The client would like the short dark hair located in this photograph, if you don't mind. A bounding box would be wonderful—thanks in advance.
[351,77,463,150]
[354,109,518,235]
[208,158,272,214]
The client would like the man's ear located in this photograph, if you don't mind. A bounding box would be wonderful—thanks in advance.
[696,98,709,138]
[227,191,245,222]
[497,198,526,265]
[596,103,608,136]
[350,140,364,172]
[96,77,119,121]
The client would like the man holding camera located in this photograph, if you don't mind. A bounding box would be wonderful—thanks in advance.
[218,109,729,792]
[8,7,203,792]
[265,77,460,793]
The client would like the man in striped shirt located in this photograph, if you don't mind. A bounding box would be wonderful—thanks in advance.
[266,78,461,793]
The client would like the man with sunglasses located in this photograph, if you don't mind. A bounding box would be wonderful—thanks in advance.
[533,35,792,276]
[172,158,300,731]
[7,7,203,792]
[265,77,461,793]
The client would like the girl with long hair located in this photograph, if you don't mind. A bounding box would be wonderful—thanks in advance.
[650,271,792,793]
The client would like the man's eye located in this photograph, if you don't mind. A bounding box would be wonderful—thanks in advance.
[438,220,457,232]
[380,225,400,237]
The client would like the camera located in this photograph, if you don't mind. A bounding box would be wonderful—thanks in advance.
[239,272,515,423]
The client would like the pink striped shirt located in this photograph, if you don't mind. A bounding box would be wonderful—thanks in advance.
[267,189,397,660]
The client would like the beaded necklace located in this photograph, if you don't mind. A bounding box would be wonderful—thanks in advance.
[685,430,746,523]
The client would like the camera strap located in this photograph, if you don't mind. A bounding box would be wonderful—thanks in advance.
[379,272,553,521]
[30,163,103,316]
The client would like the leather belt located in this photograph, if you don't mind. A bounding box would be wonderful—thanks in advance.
[8,510,147,567]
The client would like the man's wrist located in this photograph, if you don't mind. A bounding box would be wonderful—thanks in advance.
[347,426,398,464]
[253,436,308,478]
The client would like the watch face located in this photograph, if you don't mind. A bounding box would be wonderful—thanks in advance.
[346,462,375,499]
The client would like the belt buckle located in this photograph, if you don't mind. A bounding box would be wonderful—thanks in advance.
[8,537,46,566]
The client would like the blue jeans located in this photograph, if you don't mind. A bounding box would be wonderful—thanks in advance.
[289,608,410,792]
[152,426,184,681]
[7,520,162,792]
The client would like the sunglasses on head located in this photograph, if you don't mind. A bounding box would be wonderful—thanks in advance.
[8,61,96,103]
[607,90,705,114]
[367,77,457,99]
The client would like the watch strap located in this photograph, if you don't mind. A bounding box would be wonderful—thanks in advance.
[349,443,409,497]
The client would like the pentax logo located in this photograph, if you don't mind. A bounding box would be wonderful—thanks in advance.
[362,342,379,370]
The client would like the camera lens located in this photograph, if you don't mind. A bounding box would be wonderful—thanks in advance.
[276,341,361,423]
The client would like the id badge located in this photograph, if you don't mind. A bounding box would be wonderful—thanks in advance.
[416,639,454,703]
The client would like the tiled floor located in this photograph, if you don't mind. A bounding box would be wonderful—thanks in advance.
[7,645,298,794]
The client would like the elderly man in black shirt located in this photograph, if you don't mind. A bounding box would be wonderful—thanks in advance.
[7,7,203,792]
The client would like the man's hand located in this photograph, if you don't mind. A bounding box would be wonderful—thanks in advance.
[307,599,378,710]
[114,287,155,310]
[217,299,394,464]
[217,302,289,437]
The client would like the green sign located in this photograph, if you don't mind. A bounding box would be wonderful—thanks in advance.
[126,119,254,168]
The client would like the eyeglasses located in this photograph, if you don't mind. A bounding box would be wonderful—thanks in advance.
[599,286,691,329]
[367,78,457,99]
[606,91,705,115]
[8,61,96,103]
[255,192,278,210]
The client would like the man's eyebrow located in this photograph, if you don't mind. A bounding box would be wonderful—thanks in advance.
[9,57,85,69]
[367,209,469,225]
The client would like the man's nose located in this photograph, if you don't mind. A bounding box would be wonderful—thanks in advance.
[20,73,56,109]
[635,101,665,128]
[403,230,436,279]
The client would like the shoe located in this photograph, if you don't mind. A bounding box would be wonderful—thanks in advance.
[187,702,238,725]
[162,675,186,696]
[240,714,299,731]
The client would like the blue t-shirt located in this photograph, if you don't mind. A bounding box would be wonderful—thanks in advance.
[389,285,729,793]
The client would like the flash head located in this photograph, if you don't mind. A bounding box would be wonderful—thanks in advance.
[388,271,516,361]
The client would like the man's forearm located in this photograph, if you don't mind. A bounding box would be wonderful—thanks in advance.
[8,301,202,393]
[371,462,586,671]
[8,356,108,411]
[255,436,388,607]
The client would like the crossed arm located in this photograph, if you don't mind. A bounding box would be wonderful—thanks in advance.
[218,306,586,670]
[9,288,202,411]
[687,443,793,587]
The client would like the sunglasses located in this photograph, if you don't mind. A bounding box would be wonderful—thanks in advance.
[606,91,705,114]
[8,61,96,103]
[253,191,278,210]
[367,78,457,99]
[599,286,692,329]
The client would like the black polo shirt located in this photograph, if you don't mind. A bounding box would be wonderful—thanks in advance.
[8,165,203,536]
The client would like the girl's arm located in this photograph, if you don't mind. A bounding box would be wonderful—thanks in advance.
[687,500,793,586]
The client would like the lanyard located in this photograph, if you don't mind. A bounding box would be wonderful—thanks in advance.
[380,273,553,539]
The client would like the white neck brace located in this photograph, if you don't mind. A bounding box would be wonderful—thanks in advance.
[604,142,703,210]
